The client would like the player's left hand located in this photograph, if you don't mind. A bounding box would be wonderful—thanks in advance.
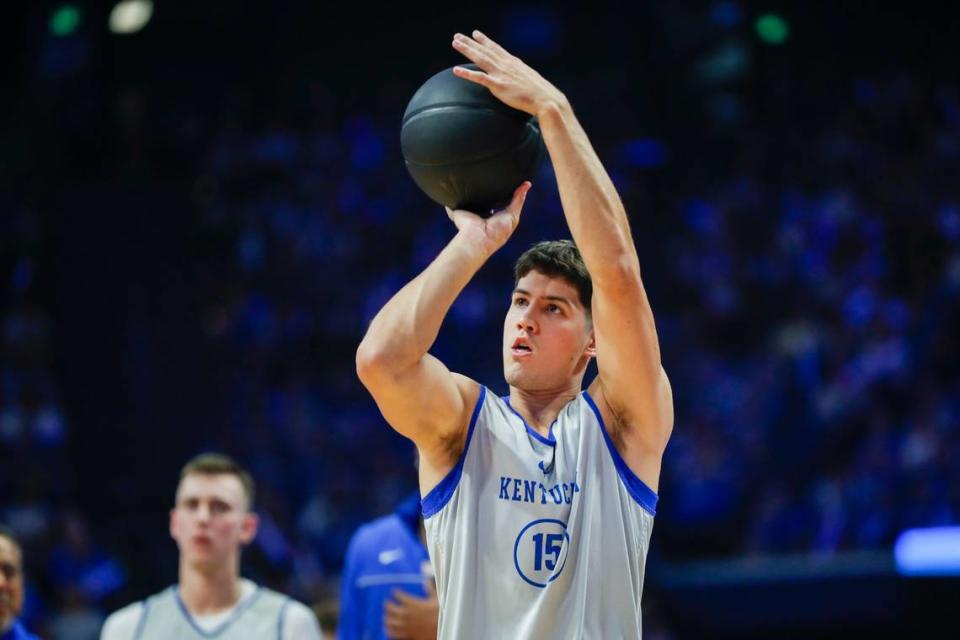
[452,30,567,119]
[446,181,531,254]
[383,581,439,640]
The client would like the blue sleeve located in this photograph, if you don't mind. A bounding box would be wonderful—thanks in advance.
[336,530,366,640]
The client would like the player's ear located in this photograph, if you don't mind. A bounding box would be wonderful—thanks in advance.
[169,508,179,541]
[584,327,596,358]
[239,512,260,545]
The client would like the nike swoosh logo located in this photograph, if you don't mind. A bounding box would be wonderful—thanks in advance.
[378,548,405,565]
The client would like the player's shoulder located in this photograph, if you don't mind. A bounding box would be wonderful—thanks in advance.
[104,599,147,623]
[242,584,319,637]
[100,600,146,640]
[281,597,317,619]
[277,598,322,639]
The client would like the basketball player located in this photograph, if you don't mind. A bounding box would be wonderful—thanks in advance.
[338,491,437,640]
[356,31,673,638]
[0,529,39,640]
[100,453,321,639]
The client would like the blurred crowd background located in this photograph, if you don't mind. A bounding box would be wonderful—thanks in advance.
[2,1,958,637]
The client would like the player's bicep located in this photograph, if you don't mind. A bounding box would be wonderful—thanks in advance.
[590,278,673,449]
[357,352,476,453]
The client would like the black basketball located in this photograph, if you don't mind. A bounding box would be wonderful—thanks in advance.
[401,64,544,214]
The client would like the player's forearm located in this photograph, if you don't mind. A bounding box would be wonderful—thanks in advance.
[538,99,640,283]
[357,232,492,373]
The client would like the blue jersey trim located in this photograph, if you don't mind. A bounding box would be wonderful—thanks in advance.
[582,390,659,516]
[421,385,486,519]
[173,584,264,638]
[502,396,557,446]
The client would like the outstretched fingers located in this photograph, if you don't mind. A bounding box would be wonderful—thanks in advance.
[452,33,495,70]
[472,30,510,57]
[451,65,491,88]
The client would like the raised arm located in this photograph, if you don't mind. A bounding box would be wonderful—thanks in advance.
[356,183,531,488]
[452,32,673,489]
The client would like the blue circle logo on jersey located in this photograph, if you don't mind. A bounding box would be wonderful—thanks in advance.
[513,518,570,588]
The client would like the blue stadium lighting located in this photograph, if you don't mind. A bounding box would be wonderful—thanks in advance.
[501,7,561,56]
[894,526,960,576]
[711,1,744,29]
[622,138,667,169]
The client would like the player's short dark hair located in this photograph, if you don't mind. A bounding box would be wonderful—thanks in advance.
[180,453,255,511]
[513,240,593,313]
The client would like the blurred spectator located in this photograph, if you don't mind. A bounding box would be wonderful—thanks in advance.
[47,587,103,640]
[337,492,436,640]
[0,528,39,640]
[99,453,321,639]
[48,511,125,605]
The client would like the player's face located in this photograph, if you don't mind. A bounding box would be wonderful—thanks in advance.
[170,474,258,572]
[503,270,595,391]
[0,536,24,629]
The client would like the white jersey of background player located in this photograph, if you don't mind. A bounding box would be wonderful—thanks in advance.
[357,30,673,639]
[100,454,321,640]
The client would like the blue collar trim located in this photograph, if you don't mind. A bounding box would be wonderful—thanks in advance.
[502,396,558,446]
[173,584,263,638]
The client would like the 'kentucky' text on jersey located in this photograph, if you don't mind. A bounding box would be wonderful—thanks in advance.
[422,386,658,639]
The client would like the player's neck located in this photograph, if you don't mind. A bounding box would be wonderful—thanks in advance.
[508,383,581,436]
[178,559,244,616]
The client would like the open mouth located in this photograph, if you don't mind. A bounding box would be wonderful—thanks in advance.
[510,337,533,356]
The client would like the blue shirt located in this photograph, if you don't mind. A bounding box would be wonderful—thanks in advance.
[0,620,39,640]
[337,492,431,640]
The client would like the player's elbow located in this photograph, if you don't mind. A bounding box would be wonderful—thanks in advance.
[355,336,415,386]
[355,339,390,387]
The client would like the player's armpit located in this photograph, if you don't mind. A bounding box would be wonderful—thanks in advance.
[586,269,673,486]
[588,372,672,494]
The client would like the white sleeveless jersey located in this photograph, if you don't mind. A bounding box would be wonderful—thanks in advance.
[130,584,290,639]
[422,387,658,640]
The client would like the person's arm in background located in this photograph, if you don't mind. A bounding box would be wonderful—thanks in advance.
[383,581,438,640]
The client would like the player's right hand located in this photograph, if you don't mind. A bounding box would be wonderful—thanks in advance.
[446,181,531,254]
